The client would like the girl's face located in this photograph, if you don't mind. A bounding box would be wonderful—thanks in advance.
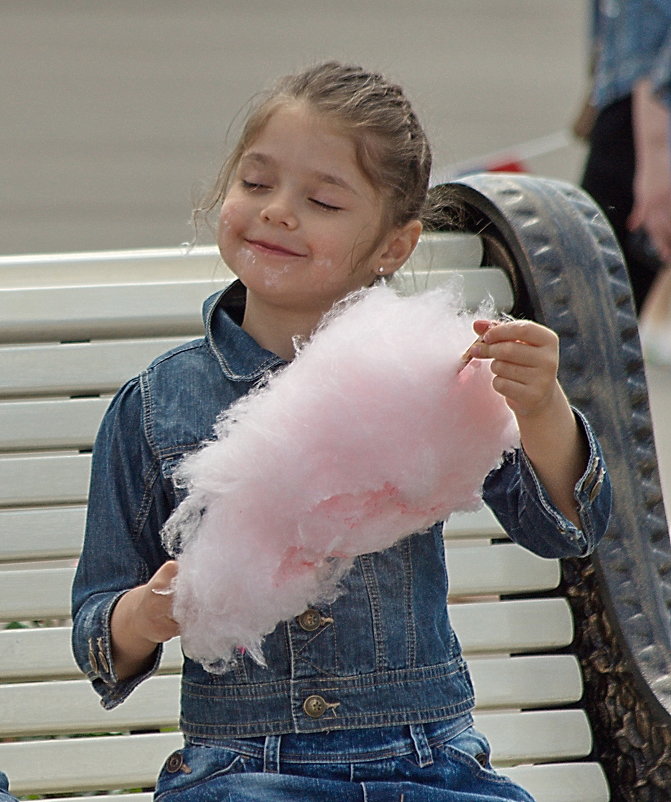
[218,104,417,320]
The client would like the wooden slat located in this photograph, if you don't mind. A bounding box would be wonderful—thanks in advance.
[450,597,574,654]
[446,543,560,596]
[392,266,514,311]
[0,731,183,795]
[0,566,74,621]
[0,543,560,622]
[0,281,225,343]
[0,507,86,562]
[0,598,574,681]
[0,397,109,451]
[505,764,610,802]
[1,674,181,738]
[443,505,505,539]
[475,709,594,764]
[0,628,182,681]
[0,654,582,740]
[0,453,90,507]
[0,709,590,796]
[0,337,188,398]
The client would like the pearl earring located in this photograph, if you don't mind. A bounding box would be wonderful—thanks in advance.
[377,266,385,274]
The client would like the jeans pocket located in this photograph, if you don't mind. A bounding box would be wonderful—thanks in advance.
[154,744,249,800]
[435,724,525,789]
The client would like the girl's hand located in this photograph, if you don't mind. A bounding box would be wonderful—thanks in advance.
[466,318,587,526]
[466,318,561,418]
[110,560,180,681]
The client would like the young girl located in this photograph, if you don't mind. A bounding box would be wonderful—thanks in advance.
[72,62,611,801]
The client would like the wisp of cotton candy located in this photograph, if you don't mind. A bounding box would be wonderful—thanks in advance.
[161,282,520,672]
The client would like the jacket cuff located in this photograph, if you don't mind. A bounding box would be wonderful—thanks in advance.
[519,407,610,555]
[73,590,163,710]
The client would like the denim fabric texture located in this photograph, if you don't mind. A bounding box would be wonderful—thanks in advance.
[71,282,611,751]
[0,773,18,802]
[591,0,671,109]
[153,719,536,802]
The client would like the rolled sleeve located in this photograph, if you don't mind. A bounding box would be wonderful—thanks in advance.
[483,408,612,559]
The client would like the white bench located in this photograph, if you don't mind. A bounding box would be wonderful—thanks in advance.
[0,225,611,802]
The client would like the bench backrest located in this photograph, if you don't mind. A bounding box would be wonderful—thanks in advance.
[0,235,609,801]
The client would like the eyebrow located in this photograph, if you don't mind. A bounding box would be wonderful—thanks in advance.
[241,151,359,196]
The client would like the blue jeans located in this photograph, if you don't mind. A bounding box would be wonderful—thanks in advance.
[0,772,18,802]
[154,719,536,801]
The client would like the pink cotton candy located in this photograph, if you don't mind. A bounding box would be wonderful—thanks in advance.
[161,283,520,671]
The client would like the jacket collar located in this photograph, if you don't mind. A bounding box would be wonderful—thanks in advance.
[203,280,286,382]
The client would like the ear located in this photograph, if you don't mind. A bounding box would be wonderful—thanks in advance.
[376,220,423,278]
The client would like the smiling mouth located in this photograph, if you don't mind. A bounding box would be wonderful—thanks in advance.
[246,239,306,258]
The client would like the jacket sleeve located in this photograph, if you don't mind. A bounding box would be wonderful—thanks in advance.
[71,377,176,709]
[482,408,611,559]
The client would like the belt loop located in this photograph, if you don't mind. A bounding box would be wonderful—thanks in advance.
[263,734,282,774]
[409,723,433,768]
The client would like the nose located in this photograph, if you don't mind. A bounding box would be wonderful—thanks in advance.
[260,194,298,229]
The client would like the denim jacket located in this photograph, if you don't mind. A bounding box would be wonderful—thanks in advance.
[591,0,671,109]
[71,281,611,739]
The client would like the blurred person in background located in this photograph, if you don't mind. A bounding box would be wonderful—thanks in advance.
[578,0,671,364]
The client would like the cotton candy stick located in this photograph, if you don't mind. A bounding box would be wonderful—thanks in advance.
[161,283,520,671]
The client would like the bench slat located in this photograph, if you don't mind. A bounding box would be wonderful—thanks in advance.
[0,337,188,398]
[0,654,583,739]
[0,281,224,343]
[505,764,610,802]
[0,545,560,622]
[0,507,86,562]
[0,710,592,796]
[0,598,574,681]
[0,453,90,507]
[0,397,109,451]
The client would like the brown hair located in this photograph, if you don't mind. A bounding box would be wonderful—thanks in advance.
[194,62,432,240]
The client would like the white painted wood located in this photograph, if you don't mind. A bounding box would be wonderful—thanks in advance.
[0,566,74,621]
[0,627,183,681]
[0,507,86,562]
[469,654,583,709]
[475,709,594,764]
[0,543,559,622]
[0,654,581,740]
[0,598,573,681]
[443,505,504,539]
[505,764,610,802]
[447,543,560,596]
[0,337,188,398]
[0,242,608,801]
[0,397,109,451]
[391,266,514,311]
[0,731,184,795]
[0,281,223,343]
[0,453,90,507]
[450,597,574,654]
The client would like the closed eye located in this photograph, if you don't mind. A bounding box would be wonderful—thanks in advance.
[311,198,342,211]
[241,180,269,191]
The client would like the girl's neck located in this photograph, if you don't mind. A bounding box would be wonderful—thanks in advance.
[241,294,324,361]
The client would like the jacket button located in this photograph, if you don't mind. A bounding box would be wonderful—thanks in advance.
[303,694,328,718]
[297,609,321,631]
[165,751,191,774]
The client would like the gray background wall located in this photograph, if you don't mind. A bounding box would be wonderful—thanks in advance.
[1,0,589,255]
